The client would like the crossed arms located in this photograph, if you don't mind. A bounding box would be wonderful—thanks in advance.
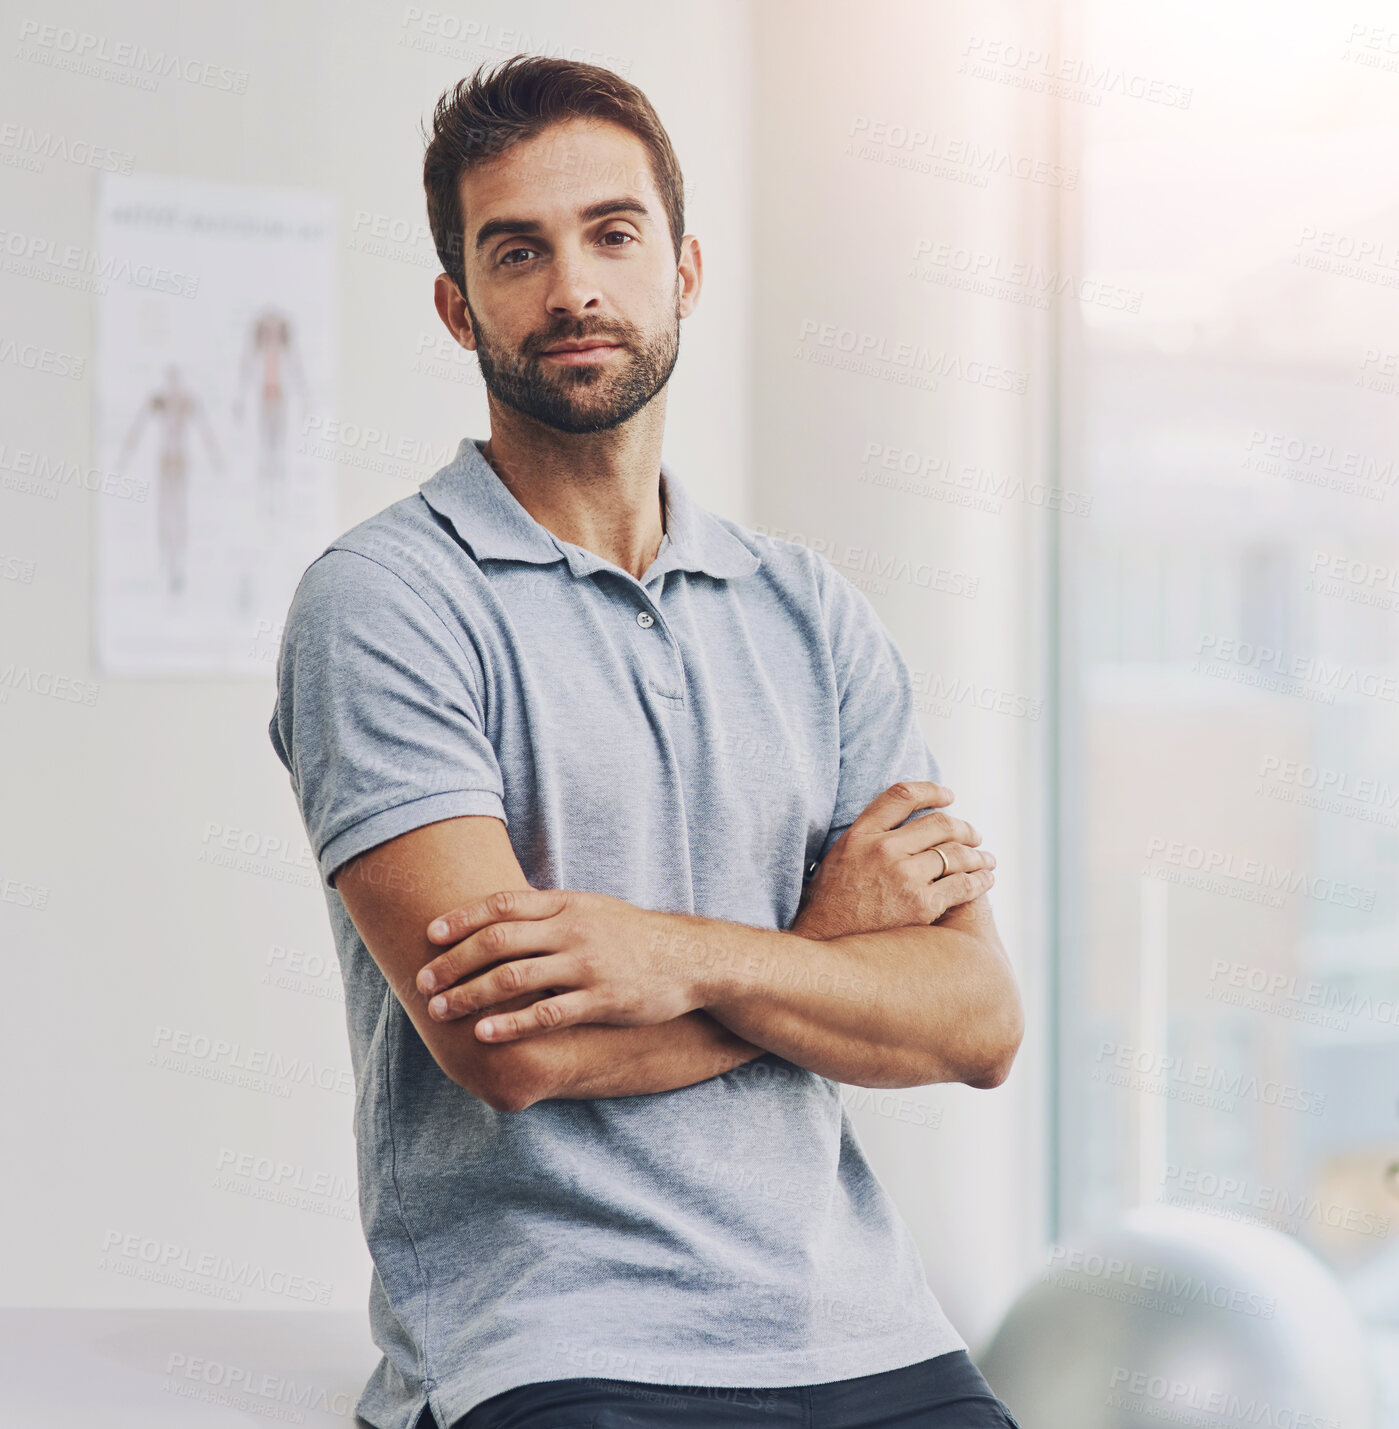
[335,780,1024,1114]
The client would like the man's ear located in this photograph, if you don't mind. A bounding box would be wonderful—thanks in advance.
[433,271,475,350]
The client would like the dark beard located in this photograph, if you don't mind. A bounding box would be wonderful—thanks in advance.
[465,295,681,435]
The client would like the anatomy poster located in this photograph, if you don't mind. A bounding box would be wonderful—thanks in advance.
[95,171,337,674]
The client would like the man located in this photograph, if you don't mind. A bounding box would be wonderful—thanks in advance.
[270,55,1024,1429]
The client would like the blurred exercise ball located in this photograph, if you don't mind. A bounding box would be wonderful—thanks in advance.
[977,1204,1378,1429]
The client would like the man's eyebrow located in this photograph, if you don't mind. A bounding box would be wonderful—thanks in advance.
[473,198,652,254]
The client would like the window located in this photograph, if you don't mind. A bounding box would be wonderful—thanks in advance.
[1057,0,1399,1412]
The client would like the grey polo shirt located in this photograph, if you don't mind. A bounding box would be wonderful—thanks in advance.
[268,436,967,1429]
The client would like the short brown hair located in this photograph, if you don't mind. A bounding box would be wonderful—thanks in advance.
[421,54,686,296]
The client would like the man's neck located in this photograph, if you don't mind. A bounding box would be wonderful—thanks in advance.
[481,412,667,581]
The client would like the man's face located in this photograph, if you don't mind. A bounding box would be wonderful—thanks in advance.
[446,117,696,435]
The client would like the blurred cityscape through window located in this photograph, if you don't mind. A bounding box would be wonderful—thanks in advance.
[1058,0,1399,1411]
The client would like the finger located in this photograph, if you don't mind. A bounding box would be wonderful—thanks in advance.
[846,781,955,836]
[927,868,996,918]
[476,991,597,1043]
[885,809,981,857]
[427,953,577,1020]
[425,886,567,944]
[910,843,995,883]
[418,910,569,996]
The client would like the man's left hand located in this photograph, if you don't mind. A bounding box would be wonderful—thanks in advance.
[415,889,705,1042]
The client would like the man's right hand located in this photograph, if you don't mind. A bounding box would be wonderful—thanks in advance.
[791,781,995,941]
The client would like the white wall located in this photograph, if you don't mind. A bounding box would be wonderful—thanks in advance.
[2,0,1048,1354]
[1,0,754,1308]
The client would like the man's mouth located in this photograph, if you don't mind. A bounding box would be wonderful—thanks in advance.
[540,339,623,365]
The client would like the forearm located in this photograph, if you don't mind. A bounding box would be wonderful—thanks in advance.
[516,909,1012,1099]
[507,901,820,1104]
[530,900,829,1101]
[527,1007,764,1102]
[437,888,1013,1102]
[689,902,1020,1088]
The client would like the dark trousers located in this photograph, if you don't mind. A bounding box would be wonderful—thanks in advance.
[445,1350,1022,1429]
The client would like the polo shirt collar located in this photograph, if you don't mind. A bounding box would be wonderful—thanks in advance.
[419,436,760,583]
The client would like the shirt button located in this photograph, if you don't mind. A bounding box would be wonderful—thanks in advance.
[636,610,655,628]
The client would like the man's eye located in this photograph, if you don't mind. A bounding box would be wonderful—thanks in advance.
[500,246,538,266]
[601,231,636,248]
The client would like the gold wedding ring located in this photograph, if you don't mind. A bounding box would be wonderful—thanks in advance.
[932,844,950,879]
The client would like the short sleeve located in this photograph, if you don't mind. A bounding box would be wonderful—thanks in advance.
[812,557,943,865]
[268,547,506,888]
